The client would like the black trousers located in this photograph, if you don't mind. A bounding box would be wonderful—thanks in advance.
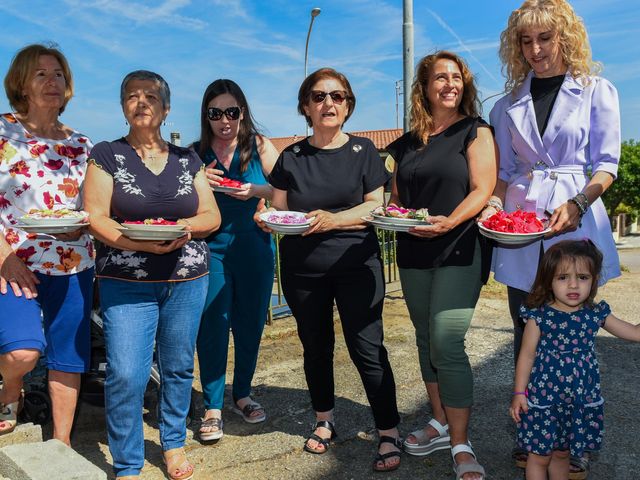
[281,261,400,430]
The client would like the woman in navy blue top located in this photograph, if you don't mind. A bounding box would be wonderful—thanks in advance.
[84,70,219,480]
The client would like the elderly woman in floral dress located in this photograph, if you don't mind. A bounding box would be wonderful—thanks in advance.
[0,44,94,446]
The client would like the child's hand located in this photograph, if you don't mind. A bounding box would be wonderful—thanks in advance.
[510,394,528,423]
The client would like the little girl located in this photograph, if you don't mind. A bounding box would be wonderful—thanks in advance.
[510,239,640,480]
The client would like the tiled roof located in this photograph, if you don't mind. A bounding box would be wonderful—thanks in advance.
[270,128,403,153]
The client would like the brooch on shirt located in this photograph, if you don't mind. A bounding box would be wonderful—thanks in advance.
[293,145,301,153]
[352,144,362,153]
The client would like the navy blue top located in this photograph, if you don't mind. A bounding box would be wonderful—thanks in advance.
[90,138,209,282]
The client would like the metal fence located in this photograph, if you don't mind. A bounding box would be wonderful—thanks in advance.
[267,229,399,323]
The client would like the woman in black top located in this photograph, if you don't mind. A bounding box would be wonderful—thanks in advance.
[256,68,402,472]
[386,51,497,480]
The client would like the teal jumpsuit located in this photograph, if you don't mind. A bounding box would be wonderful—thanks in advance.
[196,142,275,409]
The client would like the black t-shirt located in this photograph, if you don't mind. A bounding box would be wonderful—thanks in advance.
[268,135,390,273]
[531,74,564,136]
[90,138,210,282]
[386,116,491,269]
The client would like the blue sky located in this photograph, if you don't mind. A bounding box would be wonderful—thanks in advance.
[1,0,638,145]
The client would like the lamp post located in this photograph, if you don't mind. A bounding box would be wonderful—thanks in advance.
[395,80,403,130]
[304,7,321,136]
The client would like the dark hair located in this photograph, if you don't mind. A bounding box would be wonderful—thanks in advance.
[526,239,603,308]
[411,50,481,143]
[4,43,74,115]
[197,79,261,173]
[120,70,170,109]
[297,67,356,128]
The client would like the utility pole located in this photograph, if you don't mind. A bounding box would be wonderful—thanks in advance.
[402,0,414,133]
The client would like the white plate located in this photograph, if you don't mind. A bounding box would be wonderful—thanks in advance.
[120,223,186,232]
[362,216,421,232]
[370,213,430,226]
[478,223,551,245]
[213,185,245,193]
[17,222,89,234]
[259,211,312,234]
[20,211,87,225]
[117,227,186,241]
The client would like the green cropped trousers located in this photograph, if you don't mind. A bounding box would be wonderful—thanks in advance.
[399,242,482,408]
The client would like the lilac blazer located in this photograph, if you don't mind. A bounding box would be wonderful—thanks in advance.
[489,72,621,292]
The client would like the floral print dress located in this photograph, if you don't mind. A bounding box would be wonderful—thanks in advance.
[517,301,610,456]
[0,113,94,275]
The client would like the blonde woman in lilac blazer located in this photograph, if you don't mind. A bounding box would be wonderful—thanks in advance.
[482,0,620,476]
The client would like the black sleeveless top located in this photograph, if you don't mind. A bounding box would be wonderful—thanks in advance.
[386,116,492,271]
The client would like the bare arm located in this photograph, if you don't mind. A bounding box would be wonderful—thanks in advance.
[410,126,498,238]
[602,313,640,342]
[510,319,540,422]
[388,160,401,207]
[178,169,220,238]
[0,234,40,299]
[547,171,615,235]
[224,135,278,201]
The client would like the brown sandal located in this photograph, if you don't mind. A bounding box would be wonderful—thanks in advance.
[163,447,194,480]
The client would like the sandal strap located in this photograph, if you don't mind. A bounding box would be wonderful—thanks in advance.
[307,433,330,448]
[312,420,337,438]
[378,435,403,450]
[241,402,264,416]
[200,417,223,429]
[427,417,449,436]
[451,442,476,459]
[374,450,402,462]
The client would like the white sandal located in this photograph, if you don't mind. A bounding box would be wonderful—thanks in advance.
[451,442,485,480]
[403,418,451,456]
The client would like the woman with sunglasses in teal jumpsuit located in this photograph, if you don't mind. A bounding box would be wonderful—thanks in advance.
[193,79,278,441]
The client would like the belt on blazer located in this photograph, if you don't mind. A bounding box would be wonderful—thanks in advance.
[521,164,589,204]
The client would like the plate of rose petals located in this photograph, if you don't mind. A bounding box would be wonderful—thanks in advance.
[259,211,312,235]
[213,178,246,193]
[479,210,550,245]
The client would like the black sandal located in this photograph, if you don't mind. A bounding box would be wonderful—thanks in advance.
[303,420,337,455]
[373,436,403,472]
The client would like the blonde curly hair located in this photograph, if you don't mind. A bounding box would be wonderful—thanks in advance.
[410,51,480,144]
[499,0,601,94]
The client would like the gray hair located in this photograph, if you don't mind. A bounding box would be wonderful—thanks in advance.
[120,70,170,108]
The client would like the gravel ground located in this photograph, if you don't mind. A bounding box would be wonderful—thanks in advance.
[49,249,640,479]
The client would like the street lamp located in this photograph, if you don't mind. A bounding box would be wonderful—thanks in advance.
[304,7,321,136]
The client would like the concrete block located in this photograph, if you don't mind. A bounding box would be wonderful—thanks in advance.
[0,423,42,448]
[0,439,107,480]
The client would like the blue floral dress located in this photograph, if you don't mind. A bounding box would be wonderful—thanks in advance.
[517,301,610,456]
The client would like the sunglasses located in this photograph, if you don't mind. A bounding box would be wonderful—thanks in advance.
[207,106,242,121]
[310,90,349,104]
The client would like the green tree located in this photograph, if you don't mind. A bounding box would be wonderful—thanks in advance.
[602,140,640,217]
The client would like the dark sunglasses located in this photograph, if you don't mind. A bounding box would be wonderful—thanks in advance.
[310,90,349,104]
[207,106,242,121]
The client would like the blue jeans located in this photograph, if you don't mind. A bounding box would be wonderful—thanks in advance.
[99,276,208,477]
